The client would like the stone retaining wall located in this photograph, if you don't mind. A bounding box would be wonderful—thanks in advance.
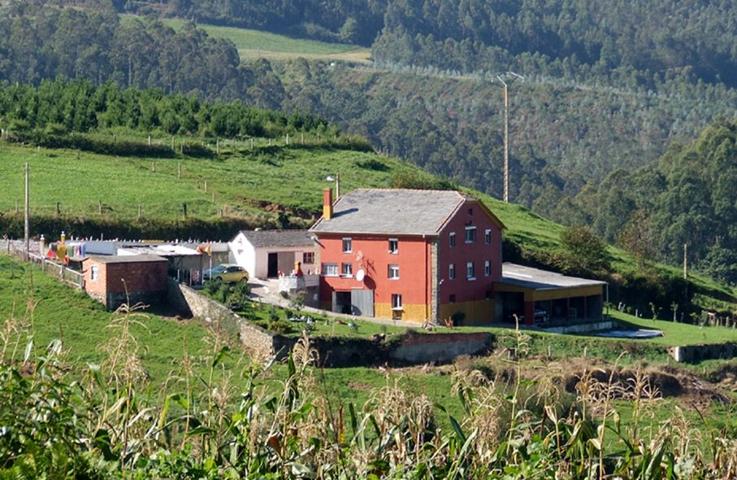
[168,281,495,366]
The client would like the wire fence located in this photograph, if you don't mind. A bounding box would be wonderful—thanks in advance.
[3,241,84,289]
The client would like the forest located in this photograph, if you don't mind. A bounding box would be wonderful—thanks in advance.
[4,1,737,281]
[0,80,332,139]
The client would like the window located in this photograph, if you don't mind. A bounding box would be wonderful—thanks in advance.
[342,238,352,253]
[485,229,492,245]
[391,294,403,310]
[484,260,491,277]
[322,263,338,277]
[466,262,476,280]
[303,252,315,264]
[90,265,99,281]
[388,264,400,279]
[449,263,456,280]
[388,238,399,254]
[465,226,477,243]
[449,232,456,247]
[341,263,353,277]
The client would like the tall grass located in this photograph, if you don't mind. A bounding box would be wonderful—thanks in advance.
[2,301,736,479]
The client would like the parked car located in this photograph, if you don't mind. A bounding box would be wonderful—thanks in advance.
[205,264,249,283]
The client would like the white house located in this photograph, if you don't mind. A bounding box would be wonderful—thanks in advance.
[229,230,318,279]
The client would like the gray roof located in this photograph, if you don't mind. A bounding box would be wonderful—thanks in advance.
[310,189,468,236]
[84,254,167,264]
[500,263,606,290]
[237,230,314,248]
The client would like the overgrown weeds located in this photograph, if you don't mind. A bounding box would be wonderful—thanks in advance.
[0,304,733,478]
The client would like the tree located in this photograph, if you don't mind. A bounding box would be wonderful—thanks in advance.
[557,225,610,275]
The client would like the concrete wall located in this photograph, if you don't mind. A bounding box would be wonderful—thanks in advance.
[390,331,492,363]
[669,343,737,363]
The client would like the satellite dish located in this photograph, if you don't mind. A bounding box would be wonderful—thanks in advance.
[356,269,366,282]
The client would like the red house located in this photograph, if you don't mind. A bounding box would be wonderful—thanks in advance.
[310,188,505,325]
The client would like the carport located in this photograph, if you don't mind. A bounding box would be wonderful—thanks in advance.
[494,263,607,325]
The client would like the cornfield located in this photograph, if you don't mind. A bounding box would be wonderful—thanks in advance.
[1,304,736,479]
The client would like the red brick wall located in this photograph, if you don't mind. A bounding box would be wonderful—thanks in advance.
[83,258,168,307]
[437,200,503,303]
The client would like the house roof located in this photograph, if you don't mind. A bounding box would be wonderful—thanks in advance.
[499,263,607,290]
[310,188,503,236]
[83,254,167,264]
[235,230,314,248]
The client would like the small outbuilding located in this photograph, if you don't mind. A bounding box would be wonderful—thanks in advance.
[82,255,168,310]
[229,230,317,279]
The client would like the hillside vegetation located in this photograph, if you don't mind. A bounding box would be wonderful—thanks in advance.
[5,3,737,284]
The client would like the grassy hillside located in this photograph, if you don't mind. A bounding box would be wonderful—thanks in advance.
[160,18,371,63]
[0,133,734,313]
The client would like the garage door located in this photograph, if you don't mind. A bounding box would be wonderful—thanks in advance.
[351,289,374,317]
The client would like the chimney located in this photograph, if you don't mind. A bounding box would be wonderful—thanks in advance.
[322,187,333,220]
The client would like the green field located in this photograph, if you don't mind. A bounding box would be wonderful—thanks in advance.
[160,18,371,63]
[1,132,735,313]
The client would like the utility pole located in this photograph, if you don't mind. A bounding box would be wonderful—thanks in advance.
[683,243,688,279]
[24,162,29,258]
[496,72,524,203]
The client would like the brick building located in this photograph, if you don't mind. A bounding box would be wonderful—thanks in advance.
[82,255,168,310]
[310,188,505,324]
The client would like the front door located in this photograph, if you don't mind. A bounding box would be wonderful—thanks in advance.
[267,253,278,278]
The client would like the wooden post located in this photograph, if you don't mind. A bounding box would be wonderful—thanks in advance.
[56,201,61,216]
[148,135,151,146]
[216,138,220,155]
[171,136,175,151]
[182,202,187,219]
[138,204,142,220]
[98,200,102,215]
[151,161,155,172]
[211,192,215,202]
[286,133,289,145]
[250,138,254,149]
[301,132,304,144]
[204,180,207,192]
[23,163,29,258]
[178,161,182,179]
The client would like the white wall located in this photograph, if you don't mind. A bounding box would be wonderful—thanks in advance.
[228,233,257,278]
[228,233,318,280]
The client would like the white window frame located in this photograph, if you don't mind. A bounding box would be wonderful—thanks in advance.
[303,252,315,264]
[341,262,353,277]
[484,260,491,277]
[388,264,400,280]
[391,293,403,310]
[465,226,477,244]
[449,232,456,247]
[90,265,99,281]
[466,261,476,281]
[449,263,456,280]
[388,238,399,254]
[485,229,492,245]
[342,237,352,253]
[322,263,339,277]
